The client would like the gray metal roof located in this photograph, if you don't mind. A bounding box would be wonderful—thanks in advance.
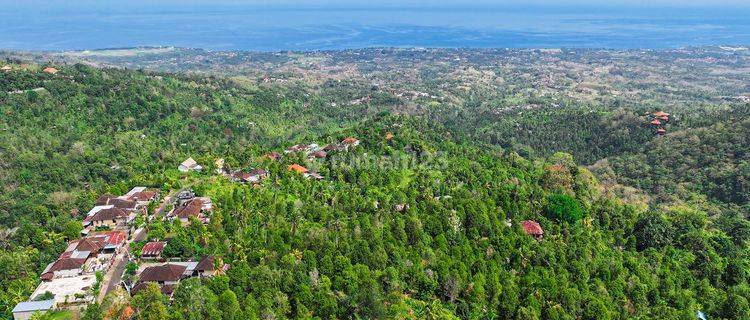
[12,299,54,313]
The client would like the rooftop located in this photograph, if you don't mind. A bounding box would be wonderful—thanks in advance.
[12,299,55,313]
[138,264,187,283]
[142,241,167,256]
[31,274,96,305]
[521,220,544,236]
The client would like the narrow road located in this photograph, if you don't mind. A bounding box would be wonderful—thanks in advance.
[102,252,127,298]
[133,227,147,242]
[97,190,180,300]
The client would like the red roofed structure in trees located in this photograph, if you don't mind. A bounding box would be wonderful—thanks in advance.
[521,220,544,240]
[288,164,309,174]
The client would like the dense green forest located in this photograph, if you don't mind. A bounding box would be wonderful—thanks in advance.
[590,105,750,208]
[1,63,750,319]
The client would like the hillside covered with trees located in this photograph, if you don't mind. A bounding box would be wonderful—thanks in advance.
[1,60,750,319]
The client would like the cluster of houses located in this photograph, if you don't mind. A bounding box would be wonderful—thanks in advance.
[82,187,159,233]
[120,189,225,298]
[12,187,160,319]
[213,136,362,185]
[0,65,58,74]
[648,111,671,135]
[178,137,361,185]
[280,137,361,180]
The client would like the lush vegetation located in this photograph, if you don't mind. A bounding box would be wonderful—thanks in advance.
[592,107,750,208]
[1,62,750,319]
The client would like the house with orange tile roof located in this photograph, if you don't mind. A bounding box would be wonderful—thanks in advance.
[42,67,58,74]
[288,164,309,174]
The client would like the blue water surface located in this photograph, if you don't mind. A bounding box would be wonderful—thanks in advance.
[1,2,749,51]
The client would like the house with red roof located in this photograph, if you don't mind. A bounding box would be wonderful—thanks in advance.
[141,241,167,259]
[521,220,544,240]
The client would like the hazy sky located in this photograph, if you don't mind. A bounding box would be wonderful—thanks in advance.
[3,0,750,6]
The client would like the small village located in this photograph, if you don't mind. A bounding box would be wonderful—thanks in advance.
[11,130,549,319]
[11,184,227,319]
[647,110,671,135]
[11,136,364,319]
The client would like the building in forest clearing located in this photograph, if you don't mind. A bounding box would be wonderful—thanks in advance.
[178,157,202,172]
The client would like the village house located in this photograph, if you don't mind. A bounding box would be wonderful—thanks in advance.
[178,157,203,172]
[123,187,160,207]
[322,144,339,152]
[11,299,55,320]
[141,241,167,260]
[42,67,58,74]
[132,264,187,297]
[128,190,159,206]
[41,230,126,281]
[83,207,129,228]
[341,137,360,150]
[288,163,309,174]
[95,195,139,212]
[192,255,229,277]
[652,111,670,118]
[176,189,196,204]
[40,257,87,280]
[231,168,269,184]
[94,230,127,254]
[285,144,308,154]
[2,65,12,72]
[521,220,544,240]
[308,150,327,160]
[30,274,97,306]
[167,198,211,225]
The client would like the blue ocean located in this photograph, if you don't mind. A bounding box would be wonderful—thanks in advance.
[1,2,749,51]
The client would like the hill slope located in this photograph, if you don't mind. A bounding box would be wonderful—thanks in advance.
[1,64,750,319]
